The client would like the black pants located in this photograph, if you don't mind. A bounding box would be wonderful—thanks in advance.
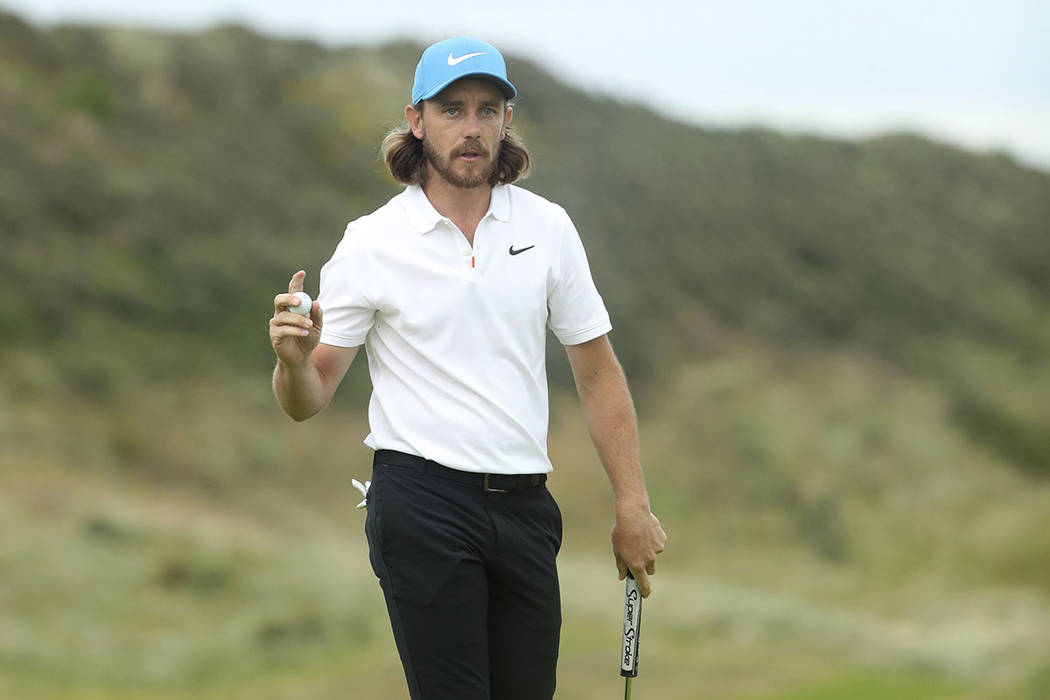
[365,451,563,700]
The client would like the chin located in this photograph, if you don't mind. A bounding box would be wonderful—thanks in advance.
[450,166,492,189]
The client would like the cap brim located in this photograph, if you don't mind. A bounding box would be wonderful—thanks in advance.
[417,73,517,103]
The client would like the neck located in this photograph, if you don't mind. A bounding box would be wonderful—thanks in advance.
[420,169,493,244]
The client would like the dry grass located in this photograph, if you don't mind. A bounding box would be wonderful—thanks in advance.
[2,343,1049,698]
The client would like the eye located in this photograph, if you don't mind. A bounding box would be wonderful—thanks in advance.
[481,107,498,118]
[443,106,460,116]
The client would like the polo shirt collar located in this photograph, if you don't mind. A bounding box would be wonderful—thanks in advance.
[403,183,511,234]
[488,184,511,223]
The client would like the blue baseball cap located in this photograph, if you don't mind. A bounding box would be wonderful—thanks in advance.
[412,36,517,104]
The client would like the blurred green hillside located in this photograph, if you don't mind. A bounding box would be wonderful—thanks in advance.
[2,10,1049,699]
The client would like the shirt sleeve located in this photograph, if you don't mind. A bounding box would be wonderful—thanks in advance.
[547,210,612,345]
[317,223,377,347]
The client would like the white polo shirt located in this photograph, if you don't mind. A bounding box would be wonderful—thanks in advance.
[317,183,611,475]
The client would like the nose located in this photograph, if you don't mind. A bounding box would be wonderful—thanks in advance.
[462,113,482,137]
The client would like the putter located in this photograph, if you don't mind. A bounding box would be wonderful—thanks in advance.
[620,571,642,699]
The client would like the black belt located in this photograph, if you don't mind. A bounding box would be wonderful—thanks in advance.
[374,449,547,494]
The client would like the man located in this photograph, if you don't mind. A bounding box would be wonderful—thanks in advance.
[269,36,666,700]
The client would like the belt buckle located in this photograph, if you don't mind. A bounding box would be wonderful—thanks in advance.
[483,474,511,494]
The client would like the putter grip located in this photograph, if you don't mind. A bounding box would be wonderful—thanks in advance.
[620,573,642,677]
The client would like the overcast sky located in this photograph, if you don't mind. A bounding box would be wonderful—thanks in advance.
[5,0,1049,170]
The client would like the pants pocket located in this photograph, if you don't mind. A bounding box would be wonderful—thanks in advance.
[545,487,563,555]
[364,466,386,580]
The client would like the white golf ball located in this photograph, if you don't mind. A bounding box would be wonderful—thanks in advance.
[289,291,312,315]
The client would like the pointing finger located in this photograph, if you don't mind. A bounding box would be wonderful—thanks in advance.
[288,270,305,294]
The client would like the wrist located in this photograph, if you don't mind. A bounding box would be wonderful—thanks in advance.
[615,497,651,518]
[277,353,313,375]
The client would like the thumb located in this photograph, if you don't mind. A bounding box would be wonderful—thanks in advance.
[288,270,305,294]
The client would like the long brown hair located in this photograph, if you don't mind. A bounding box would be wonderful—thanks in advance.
[381,111,532,186]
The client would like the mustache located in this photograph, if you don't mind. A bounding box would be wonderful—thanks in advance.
[453,140,489,158]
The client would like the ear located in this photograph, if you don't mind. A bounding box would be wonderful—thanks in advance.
[406,103,424,139]
[502,105,513,139]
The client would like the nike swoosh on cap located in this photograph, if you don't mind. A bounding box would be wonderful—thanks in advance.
[448,51,486,66]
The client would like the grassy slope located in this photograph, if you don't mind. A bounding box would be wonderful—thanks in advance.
[2,13,1048,384]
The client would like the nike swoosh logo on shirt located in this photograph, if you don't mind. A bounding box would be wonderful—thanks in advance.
[509,244,535,256]
[448,51,486,66]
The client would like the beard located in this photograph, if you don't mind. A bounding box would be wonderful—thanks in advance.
[422,137,498,189]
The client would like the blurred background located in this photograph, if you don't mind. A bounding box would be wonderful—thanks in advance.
[1,1,1048,698]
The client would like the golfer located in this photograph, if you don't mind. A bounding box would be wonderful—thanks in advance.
[269,36,666,700]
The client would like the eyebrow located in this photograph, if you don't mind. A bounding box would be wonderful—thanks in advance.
[433,97,503,108]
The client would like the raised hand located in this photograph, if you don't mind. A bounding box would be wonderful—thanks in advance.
[269,270,323,368]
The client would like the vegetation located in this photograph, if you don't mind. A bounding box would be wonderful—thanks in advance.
[2,9,1048,698]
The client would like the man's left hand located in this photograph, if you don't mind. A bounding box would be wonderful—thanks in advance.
[612,507,667,598]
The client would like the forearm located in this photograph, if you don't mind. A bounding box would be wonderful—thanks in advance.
[567,335,666,593]
[578,364,650,514]
[272,358,329,421]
